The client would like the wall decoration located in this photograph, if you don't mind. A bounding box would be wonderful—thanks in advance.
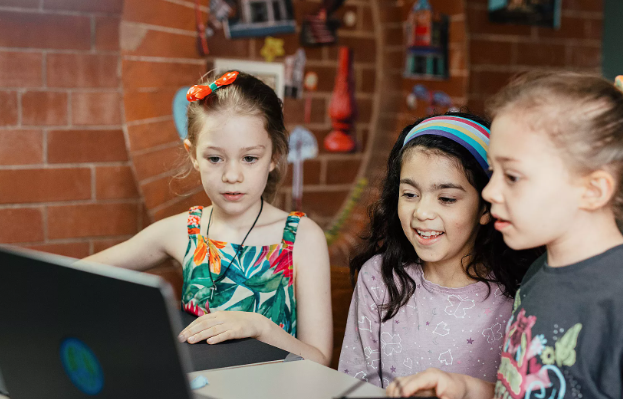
[260,36,285,62]
[173,87,192,140]
[300,0,346,47]
[213,58,285,99]
[407,84,455,115]
[324,177,368,246]
[404,0,449,80]
[616,76,623,92]
[325,47,357,152]
[288,126,318,211]
[488,0,561,28]
[224,0,296,39]
[205,0,234,37]
[303,71,318,123]
[195,0,210,55]
[284,49,307,99]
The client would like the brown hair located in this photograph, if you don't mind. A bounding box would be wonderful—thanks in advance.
[487,71,623,219]
[185,71,288,203]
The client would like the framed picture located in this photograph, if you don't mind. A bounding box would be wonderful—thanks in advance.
[213,58,285,100]
[224,0,296,39]
[488,0,562,28]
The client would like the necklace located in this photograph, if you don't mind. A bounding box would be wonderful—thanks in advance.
[205,197,264,299]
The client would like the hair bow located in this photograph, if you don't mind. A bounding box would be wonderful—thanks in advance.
[186,71,239,102]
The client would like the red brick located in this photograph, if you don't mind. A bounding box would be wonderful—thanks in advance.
[283,159,322,187]
[22,91,68,126]
[332,5,360,32]
[283,97,326,125]
[305,66,338,93]
[0,208,43,243]
[378,5,402,23]
[141,175,180,209]
[469,70,515,97]
[25,242,90,258]
[123,30,198,59]
[92,238,127,254]
[95,16,120,51]
[122,60,206,89]
[515,42,566,67]
[152,190,210,221]
[0,51,42,88]
[358,68,376,94]
[535,16,589,39]
[326,159,362,185]
[402,75,468,98]
[0,11,90,50]
[361,5,373,28]
[450,47,467,71]
[123,89,177,122]
[127,119,180,152]
[47,203,139,239]
[133,145,183,181]
[449,19,466,44]
[47,129,128,163]
[586,19,603,41]
[356,97,373,123]
[201,28,251,59]
[43,0,123,13]
[96,165,139,200]
[0,168,91,204]
[47,54,119,88]
[0,0,39,7]
[428,0,464,15]
[0,129,43,165]
[467,6,532,36]
[301,190,349,218]
[382,49,405,70]
[569,45,601,69]
[470,39,513,65]
[71,92,122,126]
[564,0,603,12]
[384,26,403,46]
[123,0,205,31]
[0,91,18,125]
[328,37,377,64]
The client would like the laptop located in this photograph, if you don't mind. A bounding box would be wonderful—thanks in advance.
[0,245,289,398]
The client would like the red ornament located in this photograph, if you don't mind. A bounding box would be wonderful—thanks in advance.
[325,47,356,152]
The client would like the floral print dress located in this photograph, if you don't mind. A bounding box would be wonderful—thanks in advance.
[181,206,304,337]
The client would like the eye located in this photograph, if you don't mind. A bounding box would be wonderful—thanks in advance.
[439,197,457,204]
[401,192,418,199]
[243,156,259,163]
[505,173,520,183]
[207,156,222,163]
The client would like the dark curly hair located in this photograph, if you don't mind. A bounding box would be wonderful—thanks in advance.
[350,112,541,322]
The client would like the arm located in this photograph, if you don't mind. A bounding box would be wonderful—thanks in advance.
[178,217,334,365]
[82,213,187,271]
[386,368,495,399]
[338,258,383,386]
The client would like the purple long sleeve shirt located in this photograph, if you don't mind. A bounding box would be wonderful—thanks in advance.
[338,255,513,388]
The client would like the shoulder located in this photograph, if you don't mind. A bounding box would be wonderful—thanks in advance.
[291,215,327,249]
[356,254,385,287]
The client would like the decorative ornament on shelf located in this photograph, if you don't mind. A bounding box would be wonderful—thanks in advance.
[488,0,562,28]
[194,0,209,55]
[404,0,449,80]
[407,84,454,115]
[325,46,357,153]
[615,76,623,92]
[324,178,368,246]
[260,37,285,62]
[288,127,318,212]
[300,0,346,47]
[284,49,307,99]
[225,0,296,39]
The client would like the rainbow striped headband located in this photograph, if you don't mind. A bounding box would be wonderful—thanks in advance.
[403,116,491,174]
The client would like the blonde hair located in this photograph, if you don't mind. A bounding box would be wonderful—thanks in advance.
[185,71,289,203]
[487,71,623,218]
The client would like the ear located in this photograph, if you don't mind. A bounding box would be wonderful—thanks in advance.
[579,170,616,211]
[184,139,200,171]
[479,205,491,226]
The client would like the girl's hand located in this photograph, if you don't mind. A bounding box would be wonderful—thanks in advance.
[177,311,269,345]
[386,368,469,399]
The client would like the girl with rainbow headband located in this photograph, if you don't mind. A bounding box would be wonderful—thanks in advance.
[338,112,539,386]
[85,71,333,365]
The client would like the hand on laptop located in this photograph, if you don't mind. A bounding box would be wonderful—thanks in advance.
[177,311,270,344]
[386,368,494,399]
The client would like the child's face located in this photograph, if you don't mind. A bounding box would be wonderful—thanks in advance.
[483,111,584,250]
[186,111,275,215]
[398,148,488,268]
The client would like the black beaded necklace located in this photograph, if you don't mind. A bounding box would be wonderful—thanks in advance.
[206,197,264,299]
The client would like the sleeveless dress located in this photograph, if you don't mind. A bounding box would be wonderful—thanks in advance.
[181,206,305,337]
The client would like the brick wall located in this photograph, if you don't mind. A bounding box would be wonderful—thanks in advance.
[0,0,143,257]
[466,0,603,113]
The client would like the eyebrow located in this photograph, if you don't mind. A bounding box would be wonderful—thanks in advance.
[399,178,466,192]
[492,156,519,163]
[203,145,266,152]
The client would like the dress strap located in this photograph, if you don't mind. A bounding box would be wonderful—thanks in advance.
[187,206,203,236]
[282,211,305,245]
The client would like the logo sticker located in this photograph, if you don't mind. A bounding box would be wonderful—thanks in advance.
[59,338,104,395]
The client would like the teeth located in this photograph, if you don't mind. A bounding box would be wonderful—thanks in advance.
[417,229,443,238]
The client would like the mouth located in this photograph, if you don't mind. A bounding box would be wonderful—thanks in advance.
[413,228,445,245]
[492,214,512,231]
[222,192,244,201]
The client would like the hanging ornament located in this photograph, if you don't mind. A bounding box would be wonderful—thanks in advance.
[260,37,285,62]
[284,49,307,99]
[408,84,454,115]
[325,47,357,152]
[194,0,209,55]
[300,0,346,47]
[288,127,318,212]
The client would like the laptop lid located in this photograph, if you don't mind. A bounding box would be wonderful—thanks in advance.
[0,245,194,399]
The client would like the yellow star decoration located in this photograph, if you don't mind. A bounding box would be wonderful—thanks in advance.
[260,37,285,62]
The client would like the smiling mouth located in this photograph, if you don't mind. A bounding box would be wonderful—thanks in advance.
[415,229,445,238]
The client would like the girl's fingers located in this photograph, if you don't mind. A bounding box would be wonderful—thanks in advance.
[204,329,234,344]
[187,323,228,344]
[387,371,442,398]
[178,314,220,341]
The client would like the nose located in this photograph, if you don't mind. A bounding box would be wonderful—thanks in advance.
[482,173,502,204]
[222,160,243,183]
[414,196,436,221]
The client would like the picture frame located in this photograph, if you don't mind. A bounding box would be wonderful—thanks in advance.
[213,58,286,100]
[488,0,562,28]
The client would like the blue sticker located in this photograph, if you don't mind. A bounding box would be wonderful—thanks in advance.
[173,87,191,140]
[59,338,104,395]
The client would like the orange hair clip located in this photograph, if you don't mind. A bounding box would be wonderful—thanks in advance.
[186,71,240,102]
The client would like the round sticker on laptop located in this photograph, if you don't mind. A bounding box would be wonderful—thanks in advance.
[59,338,104,395]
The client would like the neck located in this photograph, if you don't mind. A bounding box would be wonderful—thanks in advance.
[421,254,476,288]
[547,209,623,267]
[210,198,264,233]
